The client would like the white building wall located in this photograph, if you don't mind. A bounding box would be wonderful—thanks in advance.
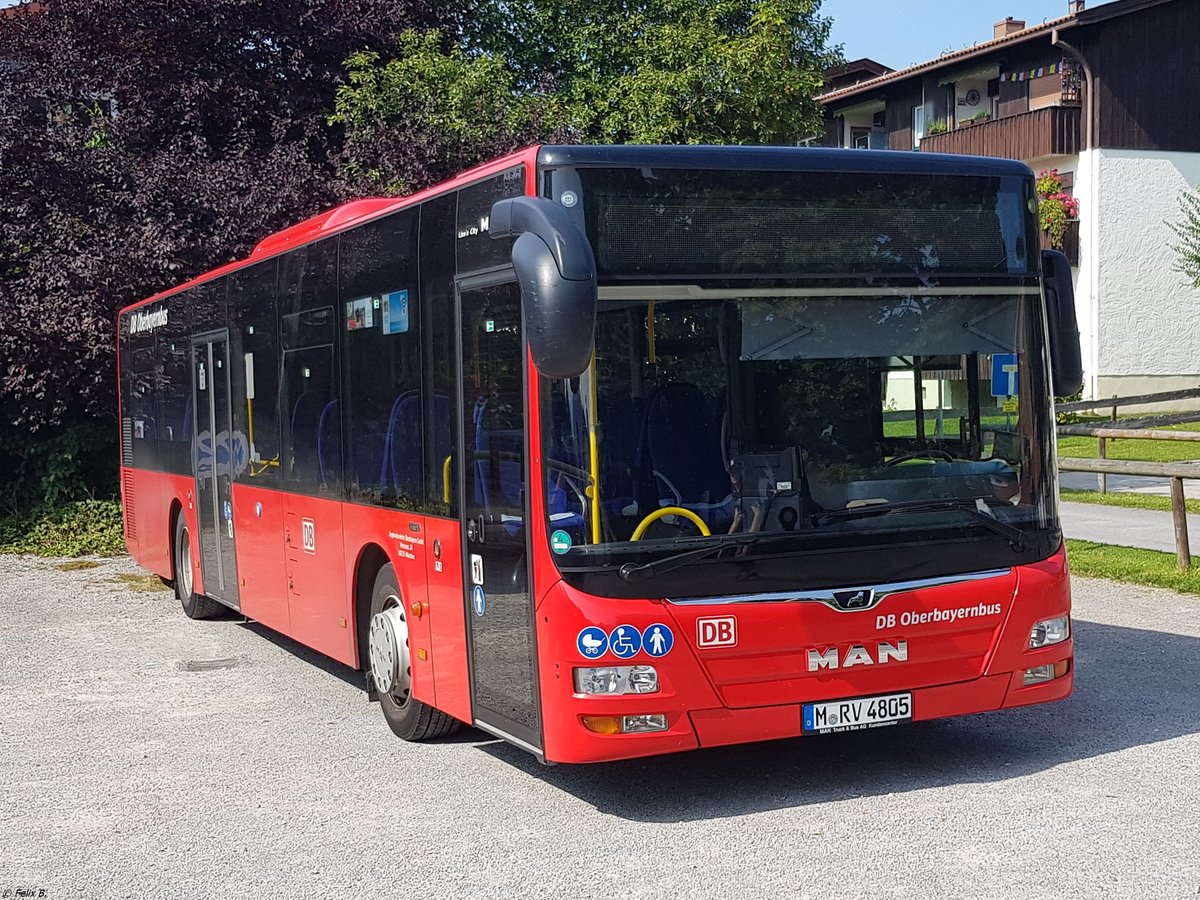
[1094,149,1200,400]
[1074,148,1101,399]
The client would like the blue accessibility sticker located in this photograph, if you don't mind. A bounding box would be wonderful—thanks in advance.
[642,622,674,657]
[472,585,486,617]
[608,624,642,659]
[577,626,608,659]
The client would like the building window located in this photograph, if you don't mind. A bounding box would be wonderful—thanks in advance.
[1029,72,1063,110]
[912,105,925,150]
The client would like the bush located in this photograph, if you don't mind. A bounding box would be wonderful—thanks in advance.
[0,499,126,557]
[0,420,118,511]
[1170,187,1200,287]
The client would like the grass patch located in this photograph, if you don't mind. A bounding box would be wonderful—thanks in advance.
[108,572,167,593]
[1058,421,1200,463]
[1067,539,1200,595]
[1060,488,1200,515]
[57,559,102,571]
[0,499,125,557]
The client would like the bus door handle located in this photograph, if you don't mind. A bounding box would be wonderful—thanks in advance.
[466,517,483,543]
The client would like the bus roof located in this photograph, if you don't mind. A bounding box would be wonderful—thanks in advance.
[537,144,1034,179]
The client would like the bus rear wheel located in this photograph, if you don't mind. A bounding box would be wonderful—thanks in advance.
[367,563,458,741]
[174,514,221,620]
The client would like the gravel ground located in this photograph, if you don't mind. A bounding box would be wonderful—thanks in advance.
[1,554,1199,900]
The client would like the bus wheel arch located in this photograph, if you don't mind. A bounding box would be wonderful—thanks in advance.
[172,505,221,619]
[363,558,459,742]
[163,499,184,589]
[353,543,390,672]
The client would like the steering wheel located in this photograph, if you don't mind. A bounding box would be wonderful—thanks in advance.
[630,506,712,541]
[884,449,955,467]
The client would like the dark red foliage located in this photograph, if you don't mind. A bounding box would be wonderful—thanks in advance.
[0,0,452,429]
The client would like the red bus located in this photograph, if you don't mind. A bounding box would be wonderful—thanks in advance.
[118,145,1083,763]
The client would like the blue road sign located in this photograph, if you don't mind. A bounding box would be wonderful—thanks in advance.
[991,353,1019,397]
[576,627,608,659]
[642,623,674,657]
[471,585,486,617]
[608,624,642,659]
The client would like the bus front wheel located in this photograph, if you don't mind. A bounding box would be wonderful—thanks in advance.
[367,563,458,741]
[173,514,221,620]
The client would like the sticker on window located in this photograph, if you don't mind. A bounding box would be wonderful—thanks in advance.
[346,297,375,331]
[382,290,410,335]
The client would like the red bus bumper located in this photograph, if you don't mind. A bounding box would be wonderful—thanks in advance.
[536,546,1073,764]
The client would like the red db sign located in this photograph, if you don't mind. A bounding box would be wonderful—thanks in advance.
[697,616,737,648]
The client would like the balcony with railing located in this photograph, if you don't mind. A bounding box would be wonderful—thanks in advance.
[919,105,1082,161]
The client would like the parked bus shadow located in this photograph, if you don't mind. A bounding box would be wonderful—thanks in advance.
[478,618,1200,822]
[237,620,367,691]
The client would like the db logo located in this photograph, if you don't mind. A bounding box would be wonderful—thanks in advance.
[697,616,737,648]
[301,518,316,554]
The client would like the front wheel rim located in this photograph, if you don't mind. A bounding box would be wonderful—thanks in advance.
[368,594,411,706]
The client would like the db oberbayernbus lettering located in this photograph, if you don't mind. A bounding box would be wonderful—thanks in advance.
[118,145,1083,764]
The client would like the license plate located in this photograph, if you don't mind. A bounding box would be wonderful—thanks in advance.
[802,692,912,734]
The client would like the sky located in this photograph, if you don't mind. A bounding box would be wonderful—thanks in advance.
[823,0,1105,70]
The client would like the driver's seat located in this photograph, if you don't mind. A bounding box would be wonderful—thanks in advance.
[641,383,733,530]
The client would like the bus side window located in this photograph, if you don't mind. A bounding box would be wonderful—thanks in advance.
[340,208,421,509]
[230,260,280,486]
[157,289,192,476]
[421,193,459,516]
[125,335,158,471]
[279,240,341,497]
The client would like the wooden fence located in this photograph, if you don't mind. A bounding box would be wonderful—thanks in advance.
[1056,387,1200,570]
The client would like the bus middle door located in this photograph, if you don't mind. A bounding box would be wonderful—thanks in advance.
[191,331,240,609]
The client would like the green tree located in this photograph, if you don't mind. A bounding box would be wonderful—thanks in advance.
[1171,187,1200,288]
[332,31,566,195]
[335,0,842,190]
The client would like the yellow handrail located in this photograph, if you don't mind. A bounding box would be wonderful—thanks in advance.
[442,454,453,505]
[588,354,602,545]
[631,506,711,541]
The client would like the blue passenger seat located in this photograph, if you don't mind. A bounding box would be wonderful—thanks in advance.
[290,391,326,483]
[317,399,341,486]
[382,391,422,501]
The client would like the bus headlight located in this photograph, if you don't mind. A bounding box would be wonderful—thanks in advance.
[573,665,659,695]
[1029,616,1070,649]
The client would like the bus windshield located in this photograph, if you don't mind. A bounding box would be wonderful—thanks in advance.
[537,166,1058,589]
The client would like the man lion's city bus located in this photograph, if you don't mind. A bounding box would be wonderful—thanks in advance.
[118,145,1083,764]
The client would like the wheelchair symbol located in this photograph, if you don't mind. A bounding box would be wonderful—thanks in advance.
[609,625,642,659]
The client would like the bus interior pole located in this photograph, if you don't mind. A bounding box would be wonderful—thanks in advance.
[588,352,602,545]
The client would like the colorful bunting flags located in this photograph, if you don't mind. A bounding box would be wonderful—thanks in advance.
[1000,63,1060,82]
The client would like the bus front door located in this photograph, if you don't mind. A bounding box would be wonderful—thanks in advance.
[457,277,543,756]
[191,332,240,609]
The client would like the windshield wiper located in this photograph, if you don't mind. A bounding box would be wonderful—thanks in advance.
[617,499,1033,583]
[618,532,802,583]
[818,498,1031,551]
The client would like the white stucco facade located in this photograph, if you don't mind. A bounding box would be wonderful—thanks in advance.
[1093,149,1200,397]
[1055,148,1200,401]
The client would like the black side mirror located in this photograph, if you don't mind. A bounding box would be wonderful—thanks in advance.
[1041,249,1083,398]
[489,196,597,379]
